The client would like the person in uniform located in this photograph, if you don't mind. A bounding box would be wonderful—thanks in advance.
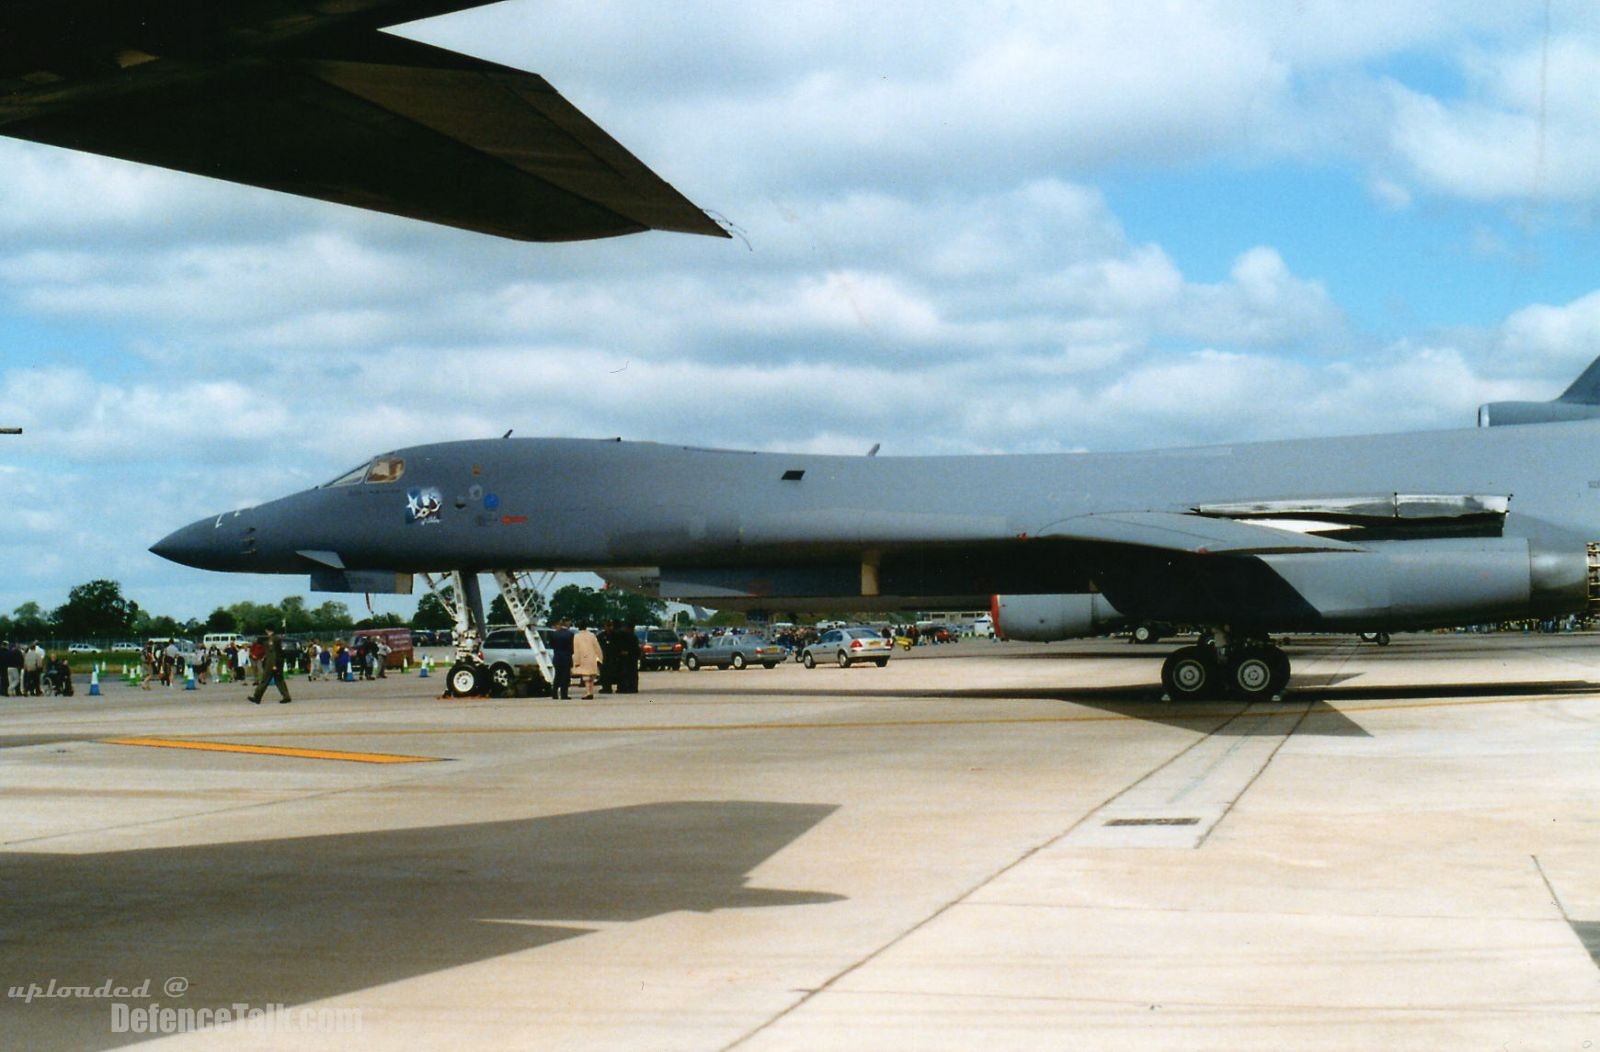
[616,624,642,694]
[248,626,292,705]
[548,620,575,700]
[598,621,622,694]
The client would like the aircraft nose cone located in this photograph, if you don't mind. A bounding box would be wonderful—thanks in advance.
[150,516,228,570]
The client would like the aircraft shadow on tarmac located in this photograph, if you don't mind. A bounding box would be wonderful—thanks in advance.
[1,800,841,1051]
[725,672,1600,738]
[718,684,1373,737]
[1573,922,1600,971]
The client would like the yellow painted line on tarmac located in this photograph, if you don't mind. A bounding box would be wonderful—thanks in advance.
[100,737,444,764]
[112,689,1595,743]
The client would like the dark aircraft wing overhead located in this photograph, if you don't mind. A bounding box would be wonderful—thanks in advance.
[0,10,727,242]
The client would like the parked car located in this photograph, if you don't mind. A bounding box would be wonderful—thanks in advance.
[800,627,893,668]
[683,633,786,670]
[635,627,684,670]
[67,643,96,654]
[111,641,140,652]
[479,626,554,695]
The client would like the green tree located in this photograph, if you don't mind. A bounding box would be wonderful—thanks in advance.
[310,601,353,631]
[228,601,281,634]
[134,613,185,639]
[278,596,314,634]
[12,601,50,638]
[354,612,407,629]
[412,591,455,630]
[548,585,665,627]
[204,607,238,633]
[53,579,139,641]
[487,586,548,627]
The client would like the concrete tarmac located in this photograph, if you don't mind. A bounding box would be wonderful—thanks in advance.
[3,633,1600,1050]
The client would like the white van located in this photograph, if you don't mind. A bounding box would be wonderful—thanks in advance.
[202,633,244,652]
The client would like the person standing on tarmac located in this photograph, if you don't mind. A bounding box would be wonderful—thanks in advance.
[598,620,622,694]
[572,622,603,700]
[548,620,575,700]
[616,623,642,694]
[248,626,292,705]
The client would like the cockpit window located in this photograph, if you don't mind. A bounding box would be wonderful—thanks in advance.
[322,457,406,488]
[324,463,370,488]
[365,456,404,484]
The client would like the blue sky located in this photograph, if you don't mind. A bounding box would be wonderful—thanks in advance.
[3,0,1600,624]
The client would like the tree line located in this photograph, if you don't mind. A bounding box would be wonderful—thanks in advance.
[2,579,669,644]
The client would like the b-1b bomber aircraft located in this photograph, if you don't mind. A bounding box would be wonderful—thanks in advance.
[152,355,1600,701]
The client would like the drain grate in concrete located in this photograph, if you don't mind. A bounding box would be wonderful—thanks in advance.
[1103,817,1202,827]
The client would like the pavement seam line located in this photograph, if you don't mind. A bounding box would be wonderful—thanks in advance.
[715,702,1254,1052]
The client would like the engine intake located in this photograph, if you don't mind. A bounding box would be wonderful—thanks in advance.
[991,593,1124,642]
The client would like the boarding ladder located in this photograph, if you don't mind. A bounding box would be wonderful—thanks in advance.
[1588,543,1600,614]
[492,569,557,687]
[420,571,482,663]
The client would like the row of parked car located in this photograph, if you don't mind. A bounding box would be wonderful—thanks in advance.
[684,627,894,669]
[476,624,895,686]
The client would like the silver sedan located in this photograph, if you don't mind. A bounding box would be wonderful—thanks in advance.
[799,627,893,668]
[683,634,787,670]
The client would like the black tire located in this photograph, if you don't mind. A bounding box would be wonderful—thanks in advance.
[762,662,778,669]
[1161,645,1218,701]
[489,663,516,698]
[836,650,851,668]
[1375,631,1391,646]
[1132,623,1159,645]
[684,654,700,671]
[802,652,817,669]
[447,661,487,697]
[731,653,746,670]
[873,657,889,667]
[1226,646,1288,700]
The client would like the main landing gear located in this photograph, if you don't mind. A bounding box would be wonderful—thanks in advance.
[1159,632,1290,702]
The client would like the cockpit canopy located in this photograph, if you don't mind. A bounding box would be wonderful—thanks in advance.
[323,456,405,487]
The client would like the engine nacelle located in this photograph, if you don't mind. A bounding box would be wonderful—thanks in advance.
[991,593,1124,641]
[1090,537,1591,631]
[1259,537,1588,630]
[1478,401,1600,427]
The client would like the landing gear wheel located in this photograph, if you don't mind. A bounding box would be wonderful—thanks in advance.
[731,653,746,670]
[488,662,515,698]
[1226,646,1290,701]
[1161,645,1219,701]
[447,661,488,697]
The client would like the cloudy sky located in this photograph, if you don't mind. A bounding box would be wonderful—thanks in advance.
[4,0,1600,624]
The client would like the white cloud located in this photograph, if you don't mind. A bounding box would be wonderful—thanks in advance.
[1497,290,1600,376]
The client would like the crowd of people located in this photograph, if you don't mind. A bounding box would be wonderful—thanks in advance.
[545,619,641,699]
[137,635,395,690]
[0,641,59,696]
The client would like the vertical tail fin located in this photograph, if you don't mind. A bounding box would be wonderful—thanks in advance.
[1479,352,1600,426]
